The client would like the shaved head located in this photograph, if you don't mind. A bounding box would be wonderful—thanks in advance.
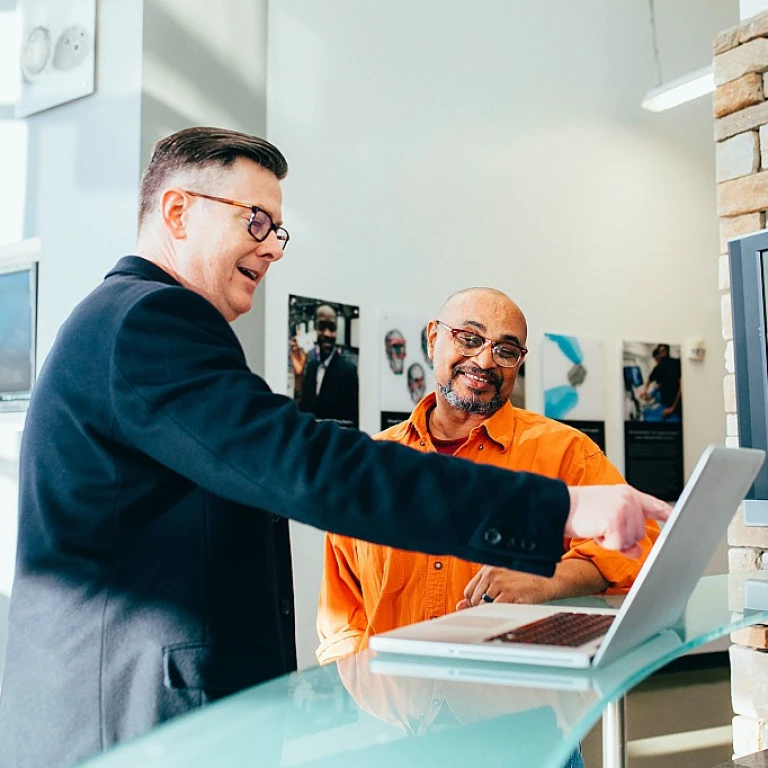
[438,288,527,347]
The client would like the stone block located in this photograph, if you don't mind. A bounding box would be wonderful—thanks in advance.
[729,506,768,549]
[726,339,735,374]
[720,254,732,289]
[733,714,768,757]
[717,131,760,181]
[720,213,765,254]
[732,624,768,648]
[730,547,764,572]
[715,74,764,119]
[715,24,742,55]
[718,171,768,217]
[728,413,740,437]
[730,569,750,612]
[731,644,768,719]
[740,12,768,45]
[725,372,737,412]
[716,100,768,142]
[723,293,734,340]
[716,38,768,87]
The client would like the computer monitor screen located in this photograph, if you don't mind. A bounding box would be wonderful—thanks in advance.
[730,230,768,518]
[0,262,37,411]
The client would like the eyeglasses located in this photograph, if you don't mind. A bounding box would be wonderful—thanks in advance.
[184,191,290,249]
[435,320,527,368]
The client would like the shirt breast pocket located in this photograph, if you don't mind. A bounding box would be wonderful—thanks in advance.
[354,541,407,595]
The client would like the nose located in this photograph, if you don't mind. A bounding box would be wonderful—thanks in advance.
[473,341,497,368]
[257,230,285,263]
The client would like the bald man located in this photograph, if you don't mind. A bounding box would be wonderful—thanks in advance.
[317,288,660,664]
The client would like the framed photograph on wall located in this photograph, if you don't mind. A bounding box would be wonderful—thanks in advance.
[15,0,96,118]
[288,294,360,429]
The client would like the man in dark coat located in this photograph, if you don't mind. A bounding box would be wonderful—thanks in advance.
[0,127,669,768]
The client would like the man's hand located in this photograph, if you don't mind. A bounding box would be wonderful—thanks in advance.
[457,566,554,610]
[566,485,671,558]
[289,337,307,378]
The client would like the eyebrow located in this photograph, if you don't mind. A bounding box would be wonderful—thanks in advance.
[462,320,524,347]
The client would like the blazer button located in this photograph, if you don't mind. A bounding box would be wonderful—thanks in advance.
[281,598,292,616]
[484,528,502,545]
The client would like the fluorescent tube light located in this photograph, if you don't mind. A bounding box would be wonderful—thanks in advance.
[641,64,715,112]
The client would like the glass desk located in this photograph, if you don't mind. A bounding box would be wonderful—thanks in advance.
[80,573,768,768]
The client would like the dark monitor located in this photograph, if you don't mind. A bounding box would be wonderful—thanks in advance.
[730,230,768,524]
[0,261,38,412]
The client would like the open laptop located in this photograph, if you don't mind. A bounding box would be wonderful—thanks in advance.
[370,628,684,691]
[369,445,764,669]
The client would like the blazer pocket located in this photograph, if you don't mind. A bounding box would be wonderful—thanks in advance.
[163,642,273,694]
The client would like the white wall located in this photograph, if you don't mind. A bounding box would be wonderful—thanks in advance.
[741,0,768,20]
[267,0,738,668]
[141,0,269,372]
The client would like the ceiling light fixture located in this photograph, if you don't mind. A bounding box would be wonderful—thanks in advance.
[641,0,714,113]
[641,65,715,112]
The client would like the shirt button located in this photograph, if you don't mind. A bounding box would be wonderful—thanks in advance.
[420,441,426,446]
[434,561,443,570]
[478,445,484,451]
[280,598,292,616]
[484,528,502,545]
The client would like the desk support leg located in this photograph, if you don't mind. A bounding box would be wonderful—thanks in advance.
[602,696,627,768]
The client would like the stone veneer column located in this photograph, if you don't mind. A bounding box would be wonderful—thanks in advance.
[715,10,768,758]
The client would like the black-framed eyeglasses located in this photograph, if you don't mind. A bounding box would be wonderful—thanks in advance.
[435,320,527,368]
[184,191,290,249]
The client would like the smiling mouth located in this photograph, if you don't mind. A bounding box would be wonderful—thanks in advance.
[238,266,259,282]
[455,368,500,389]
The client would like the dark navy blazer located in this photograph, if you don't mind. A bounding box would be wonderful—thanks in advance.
[0,257,569,767]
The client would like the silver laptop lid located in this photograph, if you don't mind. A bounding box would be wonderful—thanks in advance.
[593,445,764,666]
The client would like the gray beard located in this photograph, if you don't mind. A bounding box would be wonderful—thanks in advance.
[436,378,504,416]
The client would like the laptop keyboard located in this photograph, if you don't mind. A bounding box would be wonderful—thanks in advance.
[486,612,615,647]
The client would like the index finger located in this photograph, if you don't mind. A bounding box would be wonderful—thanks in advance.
[635,491,672,522]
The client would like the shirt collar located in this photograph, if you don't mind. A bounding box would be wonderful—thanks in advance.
[406,392,517,451]
[105,255,182,287]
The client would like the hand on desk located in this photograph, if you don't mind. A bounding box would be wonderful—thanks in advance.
[457,559,610,610]
[458,566,555,610]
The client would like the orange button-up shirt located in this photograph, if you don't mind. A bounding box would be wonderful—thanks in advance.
[316,394,660,664]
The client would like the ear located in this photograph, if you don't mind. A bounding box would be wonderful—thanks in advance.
[160,188,190,241]
[426,320,439,360]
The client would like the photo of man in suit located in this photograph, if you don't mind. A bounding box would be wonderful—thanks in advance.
[0,126,669,768]
[290,301,359,428]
